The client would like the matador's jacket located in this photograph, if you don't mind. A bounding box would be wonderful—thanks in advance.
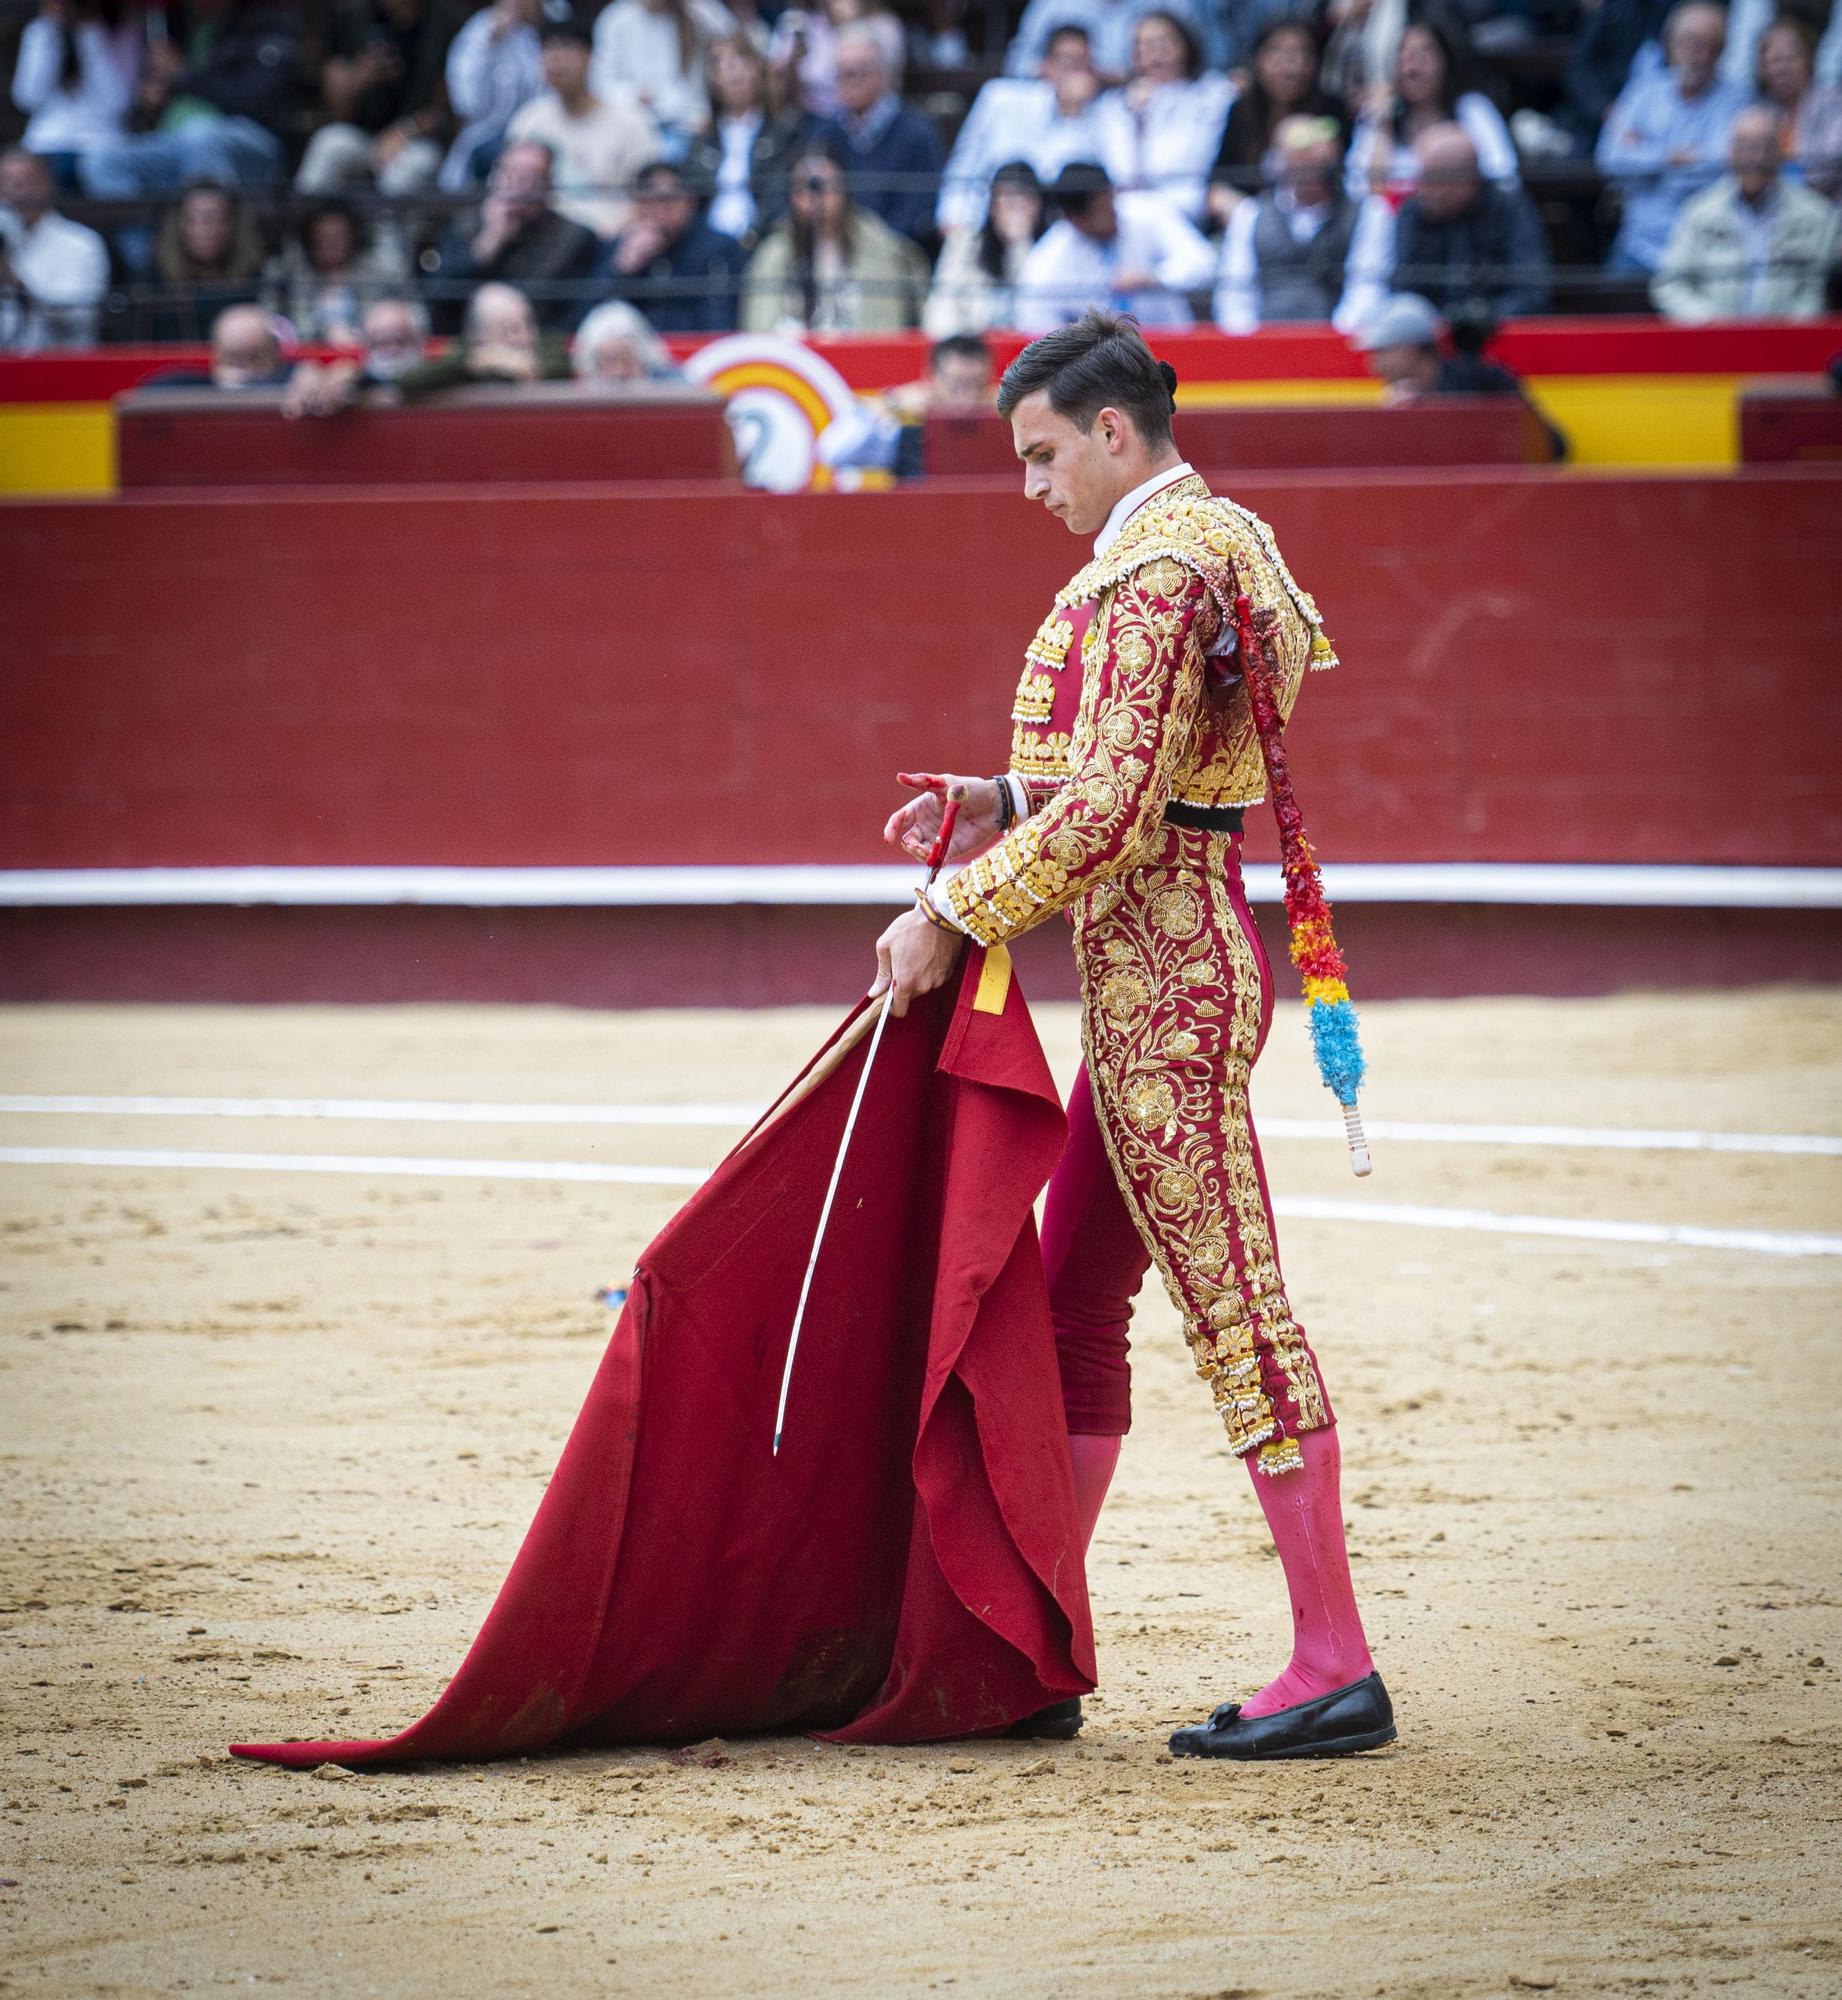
[939,471,1338,1475]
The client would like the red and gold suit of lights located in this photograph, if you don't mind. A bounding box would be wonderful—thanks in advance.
[943,475,1339,1474]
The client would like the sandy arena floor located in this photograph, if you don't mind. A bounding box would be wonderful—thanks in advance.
[1,989,1839,2000]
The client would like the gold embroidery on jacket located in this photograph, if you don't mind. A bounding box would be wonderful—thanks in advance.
[1070,831,1327,1458]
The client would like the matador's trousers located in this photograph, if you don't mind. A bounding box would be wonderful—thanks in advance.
[1040,824,1335,1473]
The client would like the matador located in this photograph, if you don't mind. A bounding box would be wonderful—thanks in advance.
[872,310,1397,1759]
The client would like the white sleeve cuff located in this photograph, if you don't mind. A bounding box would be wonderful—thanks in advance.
[1003,773,1028,822]
[924,874,968,932]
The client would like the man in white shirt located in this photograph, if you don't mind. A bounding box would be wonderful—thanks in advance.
[1213,115,1394,333]
[936,24,1107,236]
[0,147,108,350]
[507,19,659,239]
[1014,159,1215,330]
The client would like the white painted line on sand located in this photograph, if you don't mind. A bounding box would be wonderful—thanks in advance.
[2,1096,1837,1159]
[1276,1195,1842,1260]
[1,1145,1836,1258]
[0,1146,705,1188]
[0,1094,759,1128]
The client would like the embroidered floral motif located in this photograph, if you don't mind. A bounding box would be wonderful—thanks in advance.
[1068,827,1332,1463]
[1011,671,1056,724]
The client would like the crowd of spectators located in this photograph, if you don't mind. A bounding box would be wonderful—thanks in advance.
[3,0,1839,356]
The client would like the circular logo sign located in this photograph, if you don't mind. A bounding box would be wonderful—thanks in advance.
[682,335,860,492]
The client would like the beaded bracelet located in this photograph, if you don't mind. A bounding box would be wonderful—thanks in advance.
[991,774,1015,833]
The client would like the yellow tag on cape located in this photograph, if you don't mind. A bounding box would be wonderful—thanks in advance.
[972,945,1013,1016]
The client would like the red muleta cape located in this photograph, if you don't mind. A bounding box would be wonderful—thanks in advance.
[232,946,1095,1767]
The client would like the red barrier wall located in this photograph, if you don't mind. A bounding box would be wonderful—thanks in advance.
[6,467,1840,875]
[115,387,737,488]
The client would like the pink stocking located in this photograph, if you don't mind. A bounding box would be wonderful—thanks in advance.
[1238,1426,1374,1718]
[1068,1432,1121,1557]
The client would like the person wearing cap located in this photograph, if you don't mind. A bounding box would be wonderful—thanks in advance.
[871,308,1395,1762]
[1355,290,1568,459]
[1013,158,1215,330]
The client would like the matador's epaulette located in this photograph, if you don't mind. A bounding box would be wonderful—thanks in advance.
[1058,487,1339,673]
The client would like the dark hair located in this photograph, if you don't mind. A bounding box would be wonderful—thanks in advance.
[977,159,1045,280]
[1390,12,1473,135]
[540,17,591,44]
[996,309,1177,449]
[1043,20,1091,53]
[932,333,990,372]
[1135,8,1203,78]
[298,197,369,262]
[786,143,855,323]
[1219,17,1328,171]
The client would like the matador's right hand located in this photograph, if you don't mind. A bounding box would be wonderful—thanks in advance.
[883,773,1001,865]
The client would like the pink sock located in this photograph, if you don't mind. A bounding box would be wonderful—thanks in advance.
[1238,1426,1374,1718]
[1068,1432,1121,1557]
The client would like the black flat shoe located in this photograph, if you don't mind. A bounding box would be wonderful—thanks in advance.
[1168,1672,1396,1760]
[1007,1696,1083,1740]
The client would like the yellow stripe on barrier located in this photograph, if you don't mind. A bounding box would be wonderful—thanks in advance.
[0,372,1753,497]
[0,402,115,494]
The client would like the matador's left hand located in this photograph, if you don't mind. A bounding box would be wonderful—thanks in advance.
[869,906,964,1017]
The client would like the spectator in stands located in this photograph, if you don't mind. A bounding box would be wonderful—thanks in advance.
[1345,17,1519,198]
[1753,15,1842,198]
[1212,115,1394,331]
[574,295,681,377]
[11,0,142,189]
[1597,1,1749,271]
[591,0,739,141]
[506,19,659,240]
[740,140,929,329]
[1319,0,1403,103]
[148,178,264,337]
[208,300,288,383]
[1208,18,1350,226]
[424,137,600,330]
[811,25,944,245]
[936,23,1105,237]
[78,0,297,215]
[1006,0,1211,82]
[925,158,1047,334]
[1720,0,1842,98]
[1390,122,1551,316]
[205,300,288,384]
[1653,103,1840,316]
[1013,157,1215,329]
[279,292,431,413]
[0,145,109,348]
[768,0,902,120]
[1092,10,1232,222]
[605,156,745,330]
[295,0,453,199]
[1559,0,1673,156]
[263,198,409,342]
[685,37,805,248]
[1355,290,1566,455]
[819,330,994,478]
[441,0,544,190]
[396,278,570,396]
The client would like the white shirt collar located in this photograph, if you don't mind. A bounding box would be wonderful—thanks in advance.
[1094,459,1195,557]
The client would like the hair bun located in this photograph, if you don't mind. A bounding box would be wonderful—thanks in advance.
[1157,359,1179,410]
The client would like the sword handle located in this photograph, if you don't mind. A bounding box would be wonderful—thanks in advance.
[1342,1100,1373,1178]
